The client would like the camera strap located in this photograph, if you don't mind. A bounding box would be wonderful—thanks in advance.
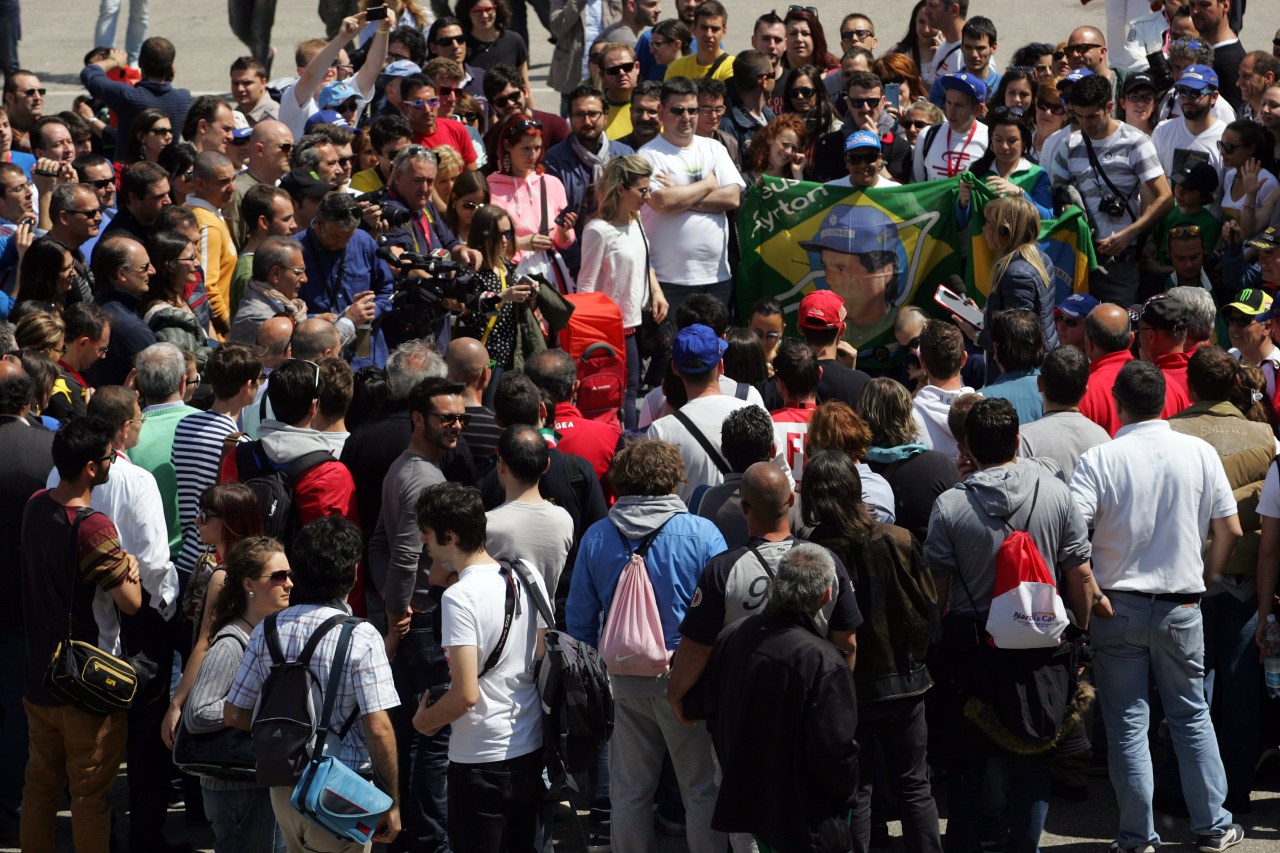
[1080,131,1137,222]
[481,265,508,346]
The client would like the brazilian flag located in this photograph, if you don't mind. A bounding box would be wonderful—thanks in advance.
[736,175,1096,374]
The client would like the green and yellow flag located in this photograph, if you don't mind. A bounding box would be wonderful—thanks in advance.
[736,175,1096,373]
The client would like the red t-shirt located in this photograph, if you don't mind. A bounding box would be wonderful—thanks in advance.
[1079,350,1134,437]
[553,403,621,481]
[413,117,478,166]
[1155,350,1192,418]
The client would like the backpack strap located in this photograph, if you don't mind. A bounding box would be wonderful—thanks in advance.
[921,122,942,162]
[284,449,335,483]
[734,382,749,400]
[705,52,730,78]
[502,558,556,629]
[671,409,731,475]
[616,515,674,560]
[747,544,776,579]
[686,483,711,514]
[480,566,519,678]
[296,612,350,667]
[61,507,98,643]
[311,616,361,762]
[264,611,284,665]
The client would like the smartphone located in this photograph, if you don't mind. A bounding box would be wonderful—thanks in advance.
[885,82,900,109]
[366,4,389,20]
[554,206,576,227]
[934,284,984,330]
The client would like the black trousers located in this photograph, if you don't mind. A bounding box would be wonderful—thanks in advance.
[446,749,546,853]
[120,601,178,850]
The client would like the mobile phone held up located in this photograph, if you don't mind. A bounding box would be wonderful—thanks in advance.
[366,5,389,20]
[884,82,900,109]
[934,283,984,330]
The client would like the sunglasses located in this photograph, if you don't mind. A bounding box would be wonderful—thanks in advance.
[1005,65,1038,75]
[666,106,698,116]
[1053,311,1081,328]
[629,184,651,197]
[17,87,46,97]
[148,126,174,136]
[1064,43,1101,55]
[278,142,294,154]
[492,91,523,108]
[408,97,441,110]
[93,453,115,465]
[841,28,872,41]
[1176,86,1212,99]
[69,207,103,218]
[434,34,466,46]
[501,227,516,241]
[86,177,115,189]
[789,86,816,99]
[436,85,460,96]
[845,96,881,109]
[460,199,483,210]
[899,119,931,130]
[787,5,818,17]
[260,569,295,584]
[845,150,880,164]
[1217,139,1243,154]
[503,117,542,137]
[1224,312,1258,327]
[605,61,637,76]
[284,357,322,389]
[196,509,219,524]
[1036,101,1066,115]
[430,411,472,427]
[1169,224,1202,239]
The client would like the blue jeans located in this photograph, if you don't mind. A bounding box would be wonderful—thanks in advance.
[983,755,1052,853]
[1092,594,1232,846]
[0,627,26,835]
[391,610,452,853]
[94,0,148,64]
[203,784,284,853]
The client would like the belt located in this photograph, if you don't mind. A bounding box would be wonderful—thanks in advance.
[1104,588,1201,605]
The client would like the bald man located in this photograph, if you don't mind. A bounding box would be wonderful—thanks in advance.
[230,119,295,246]
[241,315,296,439]
[668,461,861,724]
[290,317,342,362]
[446,337,502,469]
[1066,26,1125,113]
[1079,303,1137,436]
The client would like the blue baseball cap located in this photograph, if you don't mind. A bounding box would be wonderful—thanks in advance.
[672,324,728,375]
[844,130,881,153]
[799,204,898,256]
[1055,293,1099,320]
[1178,63,1219,91]
[318,80,360,109]
[382,59,422,78]
[1059,68,1094,88]
[306,109,350,131]
[940,71,986,104]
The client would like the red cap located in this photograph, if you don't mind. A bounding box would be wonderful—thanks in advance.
[797,290,847,330]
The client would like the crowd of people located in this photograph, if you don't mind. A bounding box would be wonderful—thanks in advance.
[0,0,1279,852]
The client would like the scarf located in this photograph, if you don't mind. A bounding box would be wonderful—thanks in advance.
[863,443,929,464]
[570,131,613,184]
[248,279,308,324]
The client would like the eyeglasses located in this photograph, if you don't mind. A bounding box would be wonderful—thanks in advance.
[196,509,219,524]
[845,97,881,109]
[697,105,726,116]
[430,411,472,426]
[1176,86,1212,99]
[571,109,604,121]
[284,358,322,389]
[260,569,295,584]
[501,227,516,241]
[148,126,174,136]
[460,200,483,210]
[407,98,441,109]
[604,61,637,76]
[277,264,307,276]
[788,86,816,99]
[17,87,46,97]
[1124,91,1155,104]
[85,177,115,190]
[434,34,467,46]
[1169,224,1202,239]
[130,261,153,274]
[334,63,354,75]
[841,28,873,41]
[387,51,412,63]
[1036,101,1066,115]
[503,117,542,138]
[1064,43,1102,55]
[93,453,115,465]
[787,5,818,17]
[650,37,674,48]
[68,207,103,218]
[899,119,931,130]
[666,106,698,117]
[492,91,523,108]
[176,254,199,264]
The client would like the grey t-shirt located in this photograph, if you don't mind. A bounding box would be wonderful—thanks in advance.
[368,450,446,614]
[485,500,576,596]
[1018,410,1111,482]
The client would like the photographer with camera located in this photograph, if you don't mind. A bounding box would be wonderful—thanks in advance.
[373,145,483,270]
[299,192,394,369]
[1051,74,1172,306]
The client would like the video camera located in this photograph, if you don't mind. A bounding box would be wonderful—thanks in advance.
[355,188,414,229]
[374,243,481,349]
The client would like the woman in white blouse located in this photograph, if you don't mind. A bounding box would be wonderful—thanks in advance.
[577,155,668,429]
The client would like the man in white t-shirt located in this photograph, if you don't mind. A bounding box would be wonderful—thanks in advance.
[1151,65,1226,188]
[639,76,745,317]
[649,324,762,504]
[485,424,575,597]
[279,13,388,141]
[412,481,550,852]
[825,130,900,190]
[913,72,989,182]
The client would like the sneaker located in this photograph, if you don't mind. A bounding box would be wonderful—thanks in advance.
[586,835,612,853]
[1109,842,1156,853]
[1197,824,1244,853]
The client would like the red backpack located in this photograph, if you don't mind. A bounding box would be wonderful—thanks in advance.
[561,293,627,424]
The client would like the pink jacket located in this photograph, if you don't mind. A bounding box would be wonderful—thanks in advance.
[487,171,575,263]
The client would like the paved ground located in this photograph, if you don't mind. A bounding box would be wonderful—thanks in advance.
[20,0,1275,113]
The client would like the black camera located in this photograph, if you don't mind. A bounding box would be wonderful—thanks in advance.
[375,246,480,349]
[355,188,415,228]
[1098,195,1128,217]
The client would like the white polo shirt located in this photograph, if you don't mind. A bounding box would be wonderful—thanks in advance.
[1069,419,1236,594]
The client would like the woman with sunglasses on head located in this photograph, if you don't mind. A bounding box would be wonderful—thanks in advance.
[122,108,174,166]
[887,1,939,84]
[992,69,1037,117]
[1029,75,1068,163]
[15,310,65,363]
[1009,43,1056,81]
[143,229,214,369]
[488,112,576,263]
[161,482,264,750]
[781,7,838,73]
[455,0,531,104]
[183,536,291,853]
[444,168,490,243]
[456,203,544,370]
[780,65,840,176]
[1219,120,1280,240]
[957,109,1054,228]
[577,155,666,428]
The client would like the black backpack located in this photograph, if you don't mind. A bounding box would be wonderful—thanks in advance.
[500,559,614,775]
[235,440,334,553]
[251,612,361,788]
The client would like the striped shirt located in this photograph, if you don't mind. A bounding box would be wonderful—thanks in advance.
[1050,123,1163,240]
[227,603,399,773]
[172,410,239,576]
